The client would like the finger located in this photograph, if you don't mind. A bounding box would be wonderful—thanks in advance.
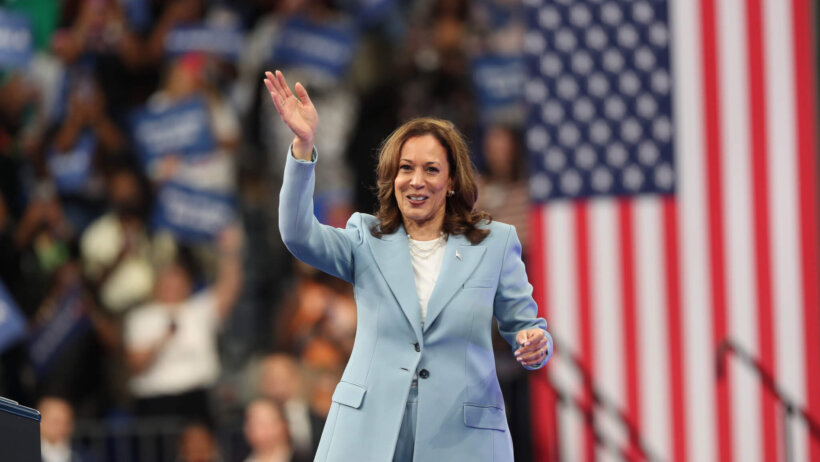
[264,79,284,113]
[266,71,286,100]
[515,337,547,356]
[294,82,311,105]
[517,346,547,362]
[276,70,293,98]
[264,77,277,98]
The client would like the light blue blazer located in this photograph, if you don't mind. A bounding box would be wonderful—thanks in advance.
[279,149,553,462]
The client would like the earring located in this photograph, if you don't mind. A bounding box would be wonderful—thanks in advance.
[447,190,455,197]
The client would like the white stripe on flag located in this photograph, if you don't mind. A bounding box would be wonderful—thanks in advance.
[765,0,808,460]
[546,202,583,462]
[634,197,672,459]
[671,0,719,460]
[590,199,627,462]
[717,1,764,461]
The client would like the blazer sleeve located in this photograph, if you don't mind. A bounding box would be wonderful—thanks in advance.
[493,224,554,370]
[278,146,361,283]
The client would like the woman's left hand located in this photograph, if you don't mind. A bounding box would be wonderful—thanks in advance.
[514,329,549,368]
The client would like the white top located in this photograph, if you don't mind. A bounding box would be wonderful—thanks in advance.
[125,290,220,397]
[41,440,74,462]
[408,236,447,326]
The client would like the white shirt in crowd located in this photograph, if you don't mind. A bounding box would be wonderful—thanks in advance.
[125,290,220,397]
[41,439,77,462]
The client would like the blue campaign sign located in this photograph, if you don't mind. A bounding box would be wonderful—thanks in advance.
[47,131,97,195]
[0,10,33,69]
[130,97,215,165]
[153,181,236,243]
[272,16,357,81]
[0,281,26,353]
[27,285,91,377]
[354,0,394,25]
[471,54,526,115]
[165,24,245,60]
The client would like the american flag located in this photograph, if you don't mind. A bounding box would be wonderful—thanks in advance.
[523,1,820,462]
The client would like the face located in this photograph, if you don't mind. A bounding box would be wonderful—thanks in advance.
[244,401,287,451]
[259,355,301,403]
[178,425,217,462]
[39,398,74,445]
[394,135,452,233]
[155,263,193,304]
[484,127,516,180]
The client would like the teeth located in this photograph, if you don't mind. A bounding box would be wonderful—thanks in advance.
[409,196,426,200]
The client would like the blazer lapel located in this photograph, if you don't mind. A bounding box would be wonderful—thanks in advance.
[367,229,423,343]
[423,234,486,333]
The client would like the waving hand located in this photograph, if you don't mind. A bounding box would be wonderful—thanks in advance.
[264,70,318,160]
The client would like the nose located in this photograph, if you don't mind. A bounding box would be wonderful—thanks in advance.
[409,168,424,188]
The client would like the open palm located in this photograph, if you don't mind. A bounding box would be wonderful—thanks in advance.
[264,70,318,148]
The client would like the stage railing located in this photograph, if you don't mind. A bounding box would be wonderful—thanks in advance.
[71,416,244,462]
[716,339,820,462]
[546,337,665,462]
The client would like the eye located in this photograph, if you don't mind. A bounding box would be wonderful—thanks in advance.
[399,164,412,171]
[426,167,440,173]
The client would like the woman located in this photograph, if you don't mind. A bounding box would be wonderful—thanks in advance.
[243,398,296,462]
[265,70,552,462]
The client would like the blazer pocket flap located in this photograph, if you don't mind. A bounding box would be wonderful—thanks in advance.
[463,278,495,289]
[332,381,366,409]
[463,404,506,431]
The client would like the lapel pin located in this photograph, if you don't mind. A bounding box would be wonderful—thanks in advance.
[456,250,462,261]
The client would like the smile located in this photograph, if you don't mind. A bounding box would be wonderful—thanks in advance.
[407,195,428,205]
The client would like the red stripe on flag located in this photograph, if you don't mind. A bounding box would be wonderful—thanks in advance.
[575,203,596,462]
[791,0,820,459]
[529,207,560,462]
[699,0,734,461]
[663,199,687,462]
[618,200,641,462]
[744,0,779,459]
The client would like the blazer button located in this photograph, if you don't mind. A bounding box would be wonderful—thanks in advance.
[419,369,430,379]
[414,343,420,352]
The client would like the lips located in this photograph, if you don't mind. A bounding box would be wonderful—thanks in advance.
[407,195,428,206]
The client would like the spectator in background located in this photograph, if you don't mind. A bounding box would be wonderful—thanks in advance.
[0,70,45,162]
[124,225,242,423]
[475,125,530,255]
[176,422,222,462]
[13,182,74,314]
[29,255,118,416]
[80,163,170,314]
[39,396,83,462]
[147,53,240,194]
[273,262,355,357]
[396,0,476,136]
[48,72,125,231]
[257,354,320,460]
[52,0,152,116]
[243,398,296,462]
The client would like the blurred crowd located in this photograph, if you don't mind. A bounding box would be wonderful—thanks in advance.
[0,0,535,460]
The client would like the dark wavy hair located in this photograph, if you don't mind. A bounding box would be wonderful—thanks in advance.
[370,117,491,244]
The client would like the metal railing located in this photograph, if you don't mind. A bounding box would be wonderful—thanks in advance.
[716,339,820,462]
[71,417,244,462]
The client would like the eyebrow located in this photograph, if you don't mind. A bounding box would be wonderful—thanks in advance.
[399,159,441,166]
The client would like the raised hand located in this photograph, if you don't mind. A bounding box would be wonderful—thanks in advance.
[264,70,318,160]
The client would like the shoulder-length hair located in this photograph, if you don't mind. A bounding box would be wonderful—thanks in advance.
[370,117,491,244]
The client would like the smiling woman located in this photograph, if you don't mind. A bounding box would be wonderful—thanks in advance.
[265,70,552,462]
[371,118,490,243]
